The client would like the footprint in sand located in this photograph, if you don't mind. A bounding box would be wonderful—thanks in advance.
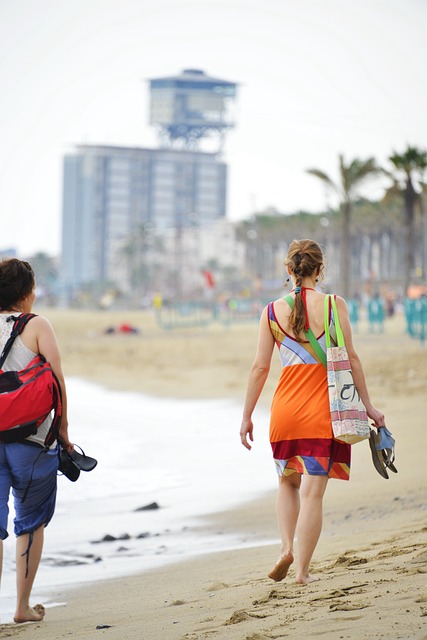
[224,610,251,625]
[252,589,301,605]
[224,610,271,625]
[333,555,368,568]
[310,583,369,603]
[329,601,368,612]
[206,582,229,591]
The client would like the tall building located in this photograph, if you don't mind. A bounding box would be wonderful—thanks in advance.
[61,144,226,290]
[61,69,237,296]
[149,68,237,150]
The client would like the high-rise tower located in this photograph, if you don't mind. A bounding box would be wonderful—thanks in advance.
[61,69,237,300]
[149,69,237,151]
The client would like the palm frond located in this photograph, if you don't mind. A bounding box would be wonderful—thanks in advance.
[389,146,427,172]
[306,169,338,192]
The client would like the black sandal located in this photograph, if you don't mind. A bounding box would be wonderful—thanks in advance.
[58,444,97,481]
[70,444,98,472]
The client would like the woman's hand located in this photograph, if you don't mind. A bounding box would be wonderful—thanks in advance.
[240,417,254,450]
[366,404,385,429]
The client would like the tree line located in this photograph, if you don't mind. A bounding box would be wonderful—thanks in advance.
[306,145,426,297]
[237,145,426,299]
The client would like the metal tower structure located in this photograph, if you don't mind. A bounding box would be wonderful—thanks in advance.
[149,68,237,152]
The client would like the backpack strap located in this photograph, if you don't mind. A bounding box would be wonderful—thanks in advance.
[283,295,327,368]
[0,314,37,369]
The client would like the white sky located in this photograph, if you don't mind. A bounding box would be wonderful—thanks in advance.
[0,0,426,256]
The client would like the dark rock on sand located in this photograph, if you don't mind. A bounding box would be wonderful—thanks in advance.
[91,533,131,544]
[43,553,102,567]
[134,501,160,511]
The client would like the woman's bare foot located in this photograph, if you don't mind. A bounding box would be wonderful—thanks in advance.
[268,552,294,582]
[14,603,45,624]
[295,573,320,585]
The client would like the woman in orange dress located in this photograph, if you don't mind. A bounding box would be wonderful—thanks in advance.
[240,239,384,584]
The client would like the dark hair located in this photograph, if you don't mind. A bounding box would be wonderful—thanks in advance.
[284,239,324,339]
[0,258,35,310]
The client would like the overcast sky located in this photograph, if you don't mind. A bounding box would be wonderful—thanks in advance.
[1,0,425,256]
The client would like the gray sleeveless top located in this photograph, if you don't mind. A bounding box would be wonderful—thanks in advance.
[0,315,52,446]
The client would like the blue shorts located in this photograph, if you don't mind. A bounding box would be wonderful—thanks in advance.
[0,442,58,539]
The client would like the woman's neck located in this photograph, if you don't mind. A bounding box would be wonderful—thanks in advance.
[0,307,24,314]
[292,280,317,290]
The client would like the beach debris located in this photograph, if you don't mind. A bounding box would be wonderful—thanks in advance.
[134,501,160,511]
[96,624,113,629]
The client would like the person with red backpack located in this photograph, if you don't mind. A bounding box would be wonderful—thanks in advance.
[0,258,72,624]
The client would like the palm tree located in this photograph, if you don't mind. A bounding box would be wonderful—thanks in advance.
[307,155,381,298]
[383,146,427,294]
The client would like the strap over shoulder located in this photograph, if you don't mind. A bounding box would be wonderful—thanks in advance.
[0,313,37,368]
[324,295,344,348]
[283,294,327,367]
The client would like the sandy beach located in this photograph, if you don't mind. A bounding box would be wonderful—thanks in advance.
[1,308,426,640]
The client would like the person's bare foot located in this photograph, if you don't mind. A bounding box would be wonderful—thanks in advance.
[268,552,294,581]
[14,603,45,624]
[295,573,320,585]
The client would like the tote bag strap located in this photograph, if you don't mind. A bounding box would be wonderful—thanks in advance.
[324,295,345,348]
[284,294,326,367]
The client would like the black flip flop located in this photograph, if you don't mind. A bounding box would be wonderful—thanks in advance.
[58,449,81,481]
[70,445,98,472]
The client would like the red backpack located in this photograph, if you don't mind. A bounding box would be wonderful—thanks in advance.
[0,314,62,447]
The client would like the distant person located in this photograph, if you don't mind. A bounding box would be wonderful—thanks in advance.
[0,258,73,623]
[368,294,385,334]
[240,239,384,584]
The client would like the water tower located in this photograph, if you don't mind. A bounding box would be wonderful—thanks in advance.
[149,68,237,151]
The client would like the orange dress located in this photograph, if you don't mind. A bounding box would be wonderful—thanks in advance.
[268,300,351,481]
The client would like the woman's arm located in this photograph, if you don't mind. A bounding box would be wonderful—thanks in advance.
[32,316,73,450]
[335,297,385,428]
[240,307,275,449]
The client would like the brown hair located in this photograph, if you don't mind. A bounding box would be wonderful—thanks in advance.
[284,239,324,339]
[0,258,35,311]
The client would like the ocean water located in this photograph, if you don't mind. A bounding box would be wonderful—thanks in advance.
[1,378,275,621]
